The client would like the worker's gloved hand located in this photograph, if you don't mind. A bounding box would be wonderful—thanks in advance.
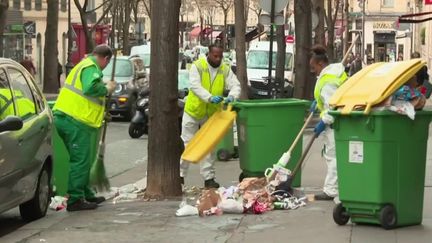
[106,80,117,94]
[209,96,223,104]
[314,120,326,136]
[310,100,317,113]
[224,96,235,104]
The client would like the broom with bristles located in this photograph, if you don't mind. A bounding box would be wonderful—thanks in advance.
[90,47,117,192]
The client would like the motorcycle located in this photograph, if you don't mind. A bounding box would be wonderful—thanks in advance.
[128,88,188,139]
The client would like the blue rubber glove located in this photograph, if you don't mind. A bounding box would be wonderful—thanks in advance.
[314,120,326,136]
[209,96,223,104]
[224,96,235,104]
[310,100,317,113]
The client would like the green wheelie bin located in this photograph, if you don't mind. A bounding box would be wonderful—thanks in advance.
[233,99,308,186]
[215,125,238,161]
[331,110,432,229]
[48,100,70,196]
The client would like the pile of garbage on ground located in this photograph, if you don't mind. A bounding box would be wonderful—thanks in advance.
[176,171,309,217]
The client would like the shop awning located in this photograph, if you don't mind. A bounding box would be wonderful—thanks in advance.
[189,26,202,38]
[398,11,432,24]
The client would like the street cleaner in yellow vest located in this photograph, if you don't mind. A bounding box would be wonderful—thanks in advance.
[53,45,117,211]
[180,43,241,188]
[309,45,348,201]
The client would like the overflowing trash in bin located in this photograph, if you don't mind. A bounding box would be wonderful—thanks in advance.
[328,59,432,229]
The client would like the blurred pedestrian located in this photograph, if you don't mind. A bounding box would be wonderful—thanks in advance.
[349,53,362,76]
[20,56,36,77]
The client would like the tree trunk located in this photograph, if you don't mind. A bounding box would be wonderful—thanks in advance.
[343,0,349,56]
[223,11,228,49]
[293,0,313,99]
[312,0,325,45]
[75,4,95,53]
[146,0,182,199]
[235,0,249,99]
[0,0,9,56]
[122,0,132,55]
[275,25,285,98]
[43,0,60,93]
[326,0,335,62]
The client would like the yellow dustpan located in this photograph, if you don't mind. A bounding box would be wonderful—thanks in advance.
[181,105,237,163]
[330,59,426,114]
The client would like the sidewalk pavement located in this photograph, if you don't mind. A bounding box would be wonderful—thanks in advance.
[2,130,432,243]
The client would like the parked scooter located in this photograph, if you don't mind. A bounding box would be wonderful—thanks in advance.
[128,88,188,139]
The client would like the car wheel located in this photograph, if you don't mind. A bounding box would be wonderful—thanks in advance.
[129,123,146,139]
[19,166,51,222]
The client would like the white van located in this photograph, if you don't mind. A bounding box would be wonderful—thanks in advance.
[246,41,294,98]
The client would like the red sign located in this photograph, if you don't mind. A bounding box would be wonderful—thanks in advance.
[426,0,432,5]
[285,35,295,44]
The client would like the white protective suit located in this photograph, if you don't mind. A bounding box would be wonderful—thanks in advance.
[316,63,346,197]
[180,59,241,180]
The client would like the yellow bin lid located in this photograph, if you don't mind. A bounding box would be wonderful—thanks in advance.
[330,59,426,115]
[181,106,236,163]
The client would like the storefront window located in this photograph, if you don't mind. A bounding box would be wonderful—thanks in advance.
[13,0,20,10]
[35,0,42,11]
[382,0,394,8]
[355,19,362,30]
[61,0,67,12]
[24,0,31,10]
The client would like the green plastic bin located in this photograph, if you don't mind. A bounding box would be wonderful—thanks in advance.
[48,101,70,196]
[233,99,308,186]
[215,125,238,161]
[331,110,432,229]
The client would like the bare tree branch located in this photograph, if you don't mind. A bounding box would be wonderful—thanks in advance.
[85,0,111,13]
[91,1,113,30]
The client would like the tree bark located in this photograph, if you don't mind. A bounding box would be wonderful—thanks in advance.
[0,0,9,56]
[146,0,182,199]
[275,25,285,98]
[293,0,313,99]
[234,0,248,99]
[326,0,340,62]
[343,0,349,56]
[312,0,325,45]
[223,10,228,48]
[122,0,132,55]
[43,0,60,93]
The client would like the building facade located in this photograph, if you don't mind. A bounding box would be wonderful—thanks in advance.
[3,0,104,84]
[350,0,416,63]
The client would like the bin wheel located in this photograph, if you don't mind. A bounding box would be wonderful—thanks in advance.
[217,149,232,161]
[232,146,239,159]
[239,172,246,182]
[379,205,397,230]
[333,203,350,226]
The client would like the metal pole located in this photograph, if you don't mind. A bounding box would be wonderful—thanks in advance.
[66,0,73,76]
[361,0,365,63]
[268,0,275,98]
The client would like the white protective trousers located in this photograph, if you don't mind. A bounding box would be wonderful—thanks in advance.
[180,112,216,180]
[322,126,338,197]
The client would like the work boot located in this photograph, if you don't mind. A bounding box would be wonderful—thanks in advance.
[314,192,335,201]
[180,177,185,185]
[67,199,98,212]
[204,179,220,189]
[86,196,106,204]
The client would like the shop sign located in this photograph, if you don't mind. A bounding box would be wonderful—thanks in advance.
[373,22,394,29]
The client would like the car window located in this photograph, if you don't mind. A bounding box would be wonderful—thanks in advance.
[24,73,44,113]
[247,51,293,70]
[103,59,133,77]
[0,68,16,120]
[7,68,36,120]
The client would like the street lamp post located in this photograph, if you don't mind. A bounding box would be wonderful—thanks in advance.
[361,0,366,63]
[65,0,74,76]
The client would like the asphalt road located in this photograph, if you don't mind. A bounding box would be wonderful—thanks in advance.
[0,120,147,238]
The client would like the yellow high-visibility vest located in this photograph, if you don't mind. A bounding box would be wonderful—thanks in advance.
[53,58,105,128]
[185,58,229,120]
